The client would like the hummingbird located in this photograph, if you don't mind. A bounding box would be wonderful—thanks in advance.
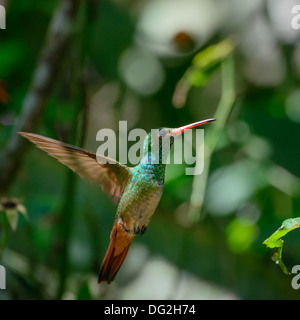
[19,118,215,284]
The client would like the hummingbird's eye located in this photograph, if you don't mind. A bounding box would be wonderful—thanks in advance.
[159,130,167,138]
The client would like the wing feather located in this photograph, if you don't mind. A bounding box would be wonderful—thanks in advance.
[19,132,132,201]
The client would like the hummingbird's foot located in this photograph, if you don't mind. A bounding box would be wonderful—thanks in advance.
[133,225,147,235]
[120,220,147,235]
[140,225,147,235]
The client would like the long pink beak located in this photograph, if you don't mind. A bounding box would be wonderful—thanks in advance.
[171,118,216,135]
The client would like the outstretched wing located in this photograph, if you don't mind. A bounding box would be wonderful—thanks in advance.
[19,132,132,202]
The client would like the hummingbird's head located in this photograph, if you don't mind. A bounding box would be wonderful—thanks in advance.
[142,118,216,165]
[142,128,174,164]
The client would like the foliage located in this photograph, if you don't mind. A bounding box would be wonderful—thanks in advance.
[263,218,300,275]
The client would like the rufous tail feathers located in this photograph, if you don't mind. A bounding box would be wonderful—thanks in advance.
[98,219,134,284]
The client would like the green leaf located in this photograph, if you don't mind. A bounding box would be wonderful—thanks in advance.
[192,39,234,71]
[263,218,300,275]
[172,39,235,108]
[187,70,208,87]
[5,210,19,231]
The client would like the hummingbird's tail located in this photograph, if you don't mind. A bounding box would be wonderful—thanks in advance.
[98,219,135,284]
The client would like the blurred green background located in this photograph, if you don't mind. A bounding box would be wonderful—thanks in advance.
[0,0,300,299]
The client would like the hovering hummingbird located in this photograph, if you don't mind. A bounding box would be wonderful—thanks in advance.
[19,118,215,284]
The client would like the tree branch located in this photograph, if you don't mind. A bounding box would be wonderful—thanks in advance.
[0,0,81,195]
